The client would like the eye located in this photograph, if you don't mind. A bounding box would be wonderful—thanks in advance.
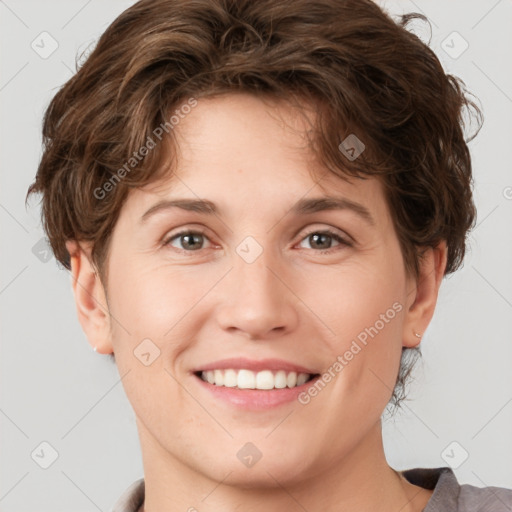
[297,229,352,253]
[162,228,352,254]
[163,230,211,252]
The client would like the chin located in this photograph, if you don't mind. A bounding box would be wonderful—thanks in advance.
[193,446,315,489]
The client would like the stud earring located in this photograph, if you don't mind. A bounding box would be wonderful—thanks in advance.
[93,346,97,352]
[414,332,422,339]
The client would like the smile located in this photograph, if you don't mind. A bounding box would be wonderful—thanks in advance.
[197,369,318,390]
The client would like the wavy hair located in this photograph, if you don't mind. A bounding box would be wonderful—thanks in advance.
[26,0,482,408]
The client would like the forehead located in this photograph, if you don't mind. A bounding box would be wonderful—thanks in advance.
[122,93,389,223]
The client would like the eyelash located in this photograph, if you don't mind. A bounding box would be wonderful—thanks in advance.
[162,228,352,255]
[300,229,353,253]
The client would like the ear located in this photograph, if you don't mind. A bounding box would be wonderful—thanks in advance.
[65,240,113,354]
[402,241,448,348]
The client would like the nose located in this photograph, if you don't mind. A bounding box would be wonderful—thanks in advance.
[215,247,299,340]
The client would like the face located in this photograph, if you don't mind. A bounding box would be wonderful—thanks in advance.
[74,93,442,486]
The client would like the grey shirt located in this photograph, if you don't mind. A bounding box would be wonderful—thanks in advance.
[111,467,512,511]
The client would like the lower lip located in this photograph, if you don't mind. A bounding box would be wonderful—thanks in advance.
[193,374,320,410]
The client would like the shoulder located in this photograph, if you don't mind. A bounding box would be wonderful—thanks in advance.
[111,478,145,512]
[458,480,512,512]
[401,466,512,512]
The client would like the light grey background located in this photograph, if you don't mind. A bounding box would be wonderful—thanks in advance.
[1,0,511,510]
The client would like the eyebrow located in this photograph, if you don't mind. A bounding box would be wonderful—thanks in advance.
[140,196,374,225]
[140,198,217,222]
[292,197,374,225]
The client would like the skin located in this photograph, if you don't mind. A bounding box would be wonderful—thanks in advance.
[66,93,447,511]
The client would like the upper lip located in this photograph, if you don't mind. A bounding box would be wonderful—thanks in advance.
[191,357,318,374]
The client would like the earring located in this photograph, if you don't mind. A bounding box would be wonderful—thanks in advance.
[414,332,422,339]
[93,346,97,352]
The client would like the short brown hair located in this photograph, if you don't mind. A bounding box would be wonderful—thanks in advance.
[26,0,482,408]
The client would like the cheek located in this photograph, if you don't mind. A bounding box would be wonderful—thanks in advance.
[106,262,208,423]
[302,248,407,397]
[107,259,229,377]
[105,261,243,468]
[109,260,210,335]
[302,253,406,346]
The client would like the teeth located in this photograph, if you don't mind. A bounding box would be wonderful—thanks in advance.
[224,369,237,387]
[199,369,313,390]
[214,369,224,386]
[287,372,297,388]
[238,369,256,389]
[274,370,287,389]
[256,370,274,390]
[296,373,308,386]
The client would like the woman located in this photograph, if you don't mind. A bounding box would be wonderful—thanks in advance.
[26,0,512,510]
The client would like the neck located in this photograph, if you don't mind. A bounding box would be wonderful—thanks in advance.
[136,419,432,512]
